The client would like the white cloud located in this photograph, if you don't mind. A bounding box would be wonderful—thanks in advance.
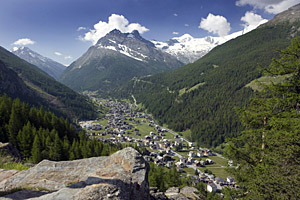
[12,38,35,46]
[81,14,149,44]
[77,26,87,31]
[173,32,179,35]
[184,24,189,27]
[236,0,300,14]
[174,13,178,17]
[12,47,19,51]
[64,56,73,59]
[54,52,62,56]
[199,13,231,37]
[241,11,268,32]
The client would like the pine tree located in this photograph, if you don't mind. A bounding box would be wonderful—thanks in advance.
[51,130,62,161]
[31,134,42,163]
[62,135,70,160]
[8,99,23,147]
[44,135,52,159]
[0,94,12,142]
[17,121,34,158]
[226,37,300,199]
[29,107,38,128]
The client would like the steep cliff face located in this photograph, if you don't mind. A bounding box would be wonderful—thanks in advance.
[0,147,150,200]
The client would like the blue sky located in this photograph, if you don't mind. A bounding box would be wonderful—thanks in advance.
[0,0,299,65]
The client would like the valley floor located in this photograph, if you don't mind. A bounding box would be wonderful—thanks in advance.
[79,97,237,192]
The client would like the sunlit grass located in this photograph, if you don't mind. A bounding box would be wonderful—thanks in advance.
[0,156,29,171]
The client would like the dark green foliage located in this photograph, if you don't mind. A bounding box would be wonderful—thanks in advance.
[0,46,97,120]
[0,95,122,163]
[226,38,300,199]
[31,134,42,163]
[148,162,184,192]
[17,122,34,158]
[116,22,298,147]
[148,163,221,199]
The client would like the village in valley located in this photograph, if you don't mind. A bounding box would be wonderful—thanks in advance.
[79,98,238,193]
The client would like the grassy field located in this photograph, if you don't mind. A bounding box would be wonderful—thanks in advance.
[183,167,196,175]
[179,129,192,142]
[94,119,108,127]
[207,156,228,167]
[206,168,231,180]
[179,82,206,97]
[245,74,291,91]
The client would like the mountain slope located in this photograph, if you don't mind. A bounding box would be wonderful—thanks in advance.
[0,46,96,120]
[116,4,300,147]
[12,46,65,80]
[59,29,183,93]
[0,60,38,103]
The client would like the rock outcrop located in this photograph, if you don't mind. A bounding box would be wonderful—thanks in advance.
[164,186,202,200]
[0,147,150,200]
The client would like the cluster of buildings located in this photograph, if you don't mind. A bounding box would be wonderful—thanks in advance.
[206,175,237,192]
[80,99,238,193]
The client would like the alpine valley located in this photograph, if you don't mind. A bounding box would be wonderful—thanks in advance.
[115,4,300,147]
[1,2,300,200]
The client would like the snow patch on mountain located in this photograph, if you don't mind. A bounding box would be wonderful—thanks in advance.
[96,43,147,62]
[12,46,65,79]
[152,23,266,64]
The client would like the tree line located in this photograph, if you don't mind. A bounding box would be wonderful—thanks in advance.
[0,95,122,163]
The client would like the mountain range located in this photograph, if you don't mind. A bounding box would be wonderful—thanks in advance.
[115,3,300,147]
[12,46,65,80]
[59,29,183,93]
[151,20,267,64]
[0,46,96,120]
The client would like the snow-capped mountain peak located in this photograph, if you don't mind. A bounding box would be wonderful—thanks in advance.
[94,29,177,64]
[174,33,193,43]
[152,21,267,64]
[12,46,65,80]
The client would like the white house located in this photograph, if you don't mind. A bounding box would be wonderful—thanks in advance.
[227,176,235,184]
[188,142,195,147]
[197,151,204,157]
[188,151,196,157]
[207,183,217,192]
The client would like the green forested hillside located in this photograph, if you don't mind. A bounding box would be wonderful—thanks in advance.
[116,21,300,147]
[59,43,183,94]
[60,51,179,93]
[226,37,300,200]
[0,95,121,163]
[0,46,97,120]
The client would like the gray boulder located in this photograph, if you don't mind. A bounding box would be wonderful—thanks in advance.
[0,147,150,200]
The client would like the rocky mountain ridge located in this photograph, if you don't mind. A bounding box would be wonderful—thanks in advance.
[262,3,300,26]
[12,47,65,80]
[95,29,181,66]
[59,29,183,93]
